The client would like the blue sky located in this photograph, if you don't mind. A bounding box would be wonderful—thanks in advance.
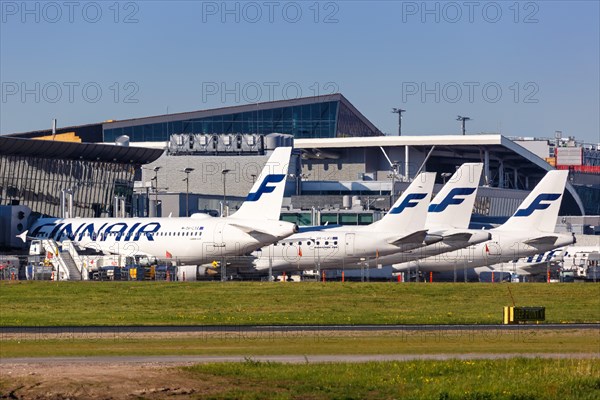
[1,1,598,143]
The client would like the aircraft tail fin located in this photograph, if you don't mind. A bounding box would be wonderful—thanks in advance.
[368,172,436,233]
[496,170,568,233]
[231,147,292,221]
[426,163,483,229]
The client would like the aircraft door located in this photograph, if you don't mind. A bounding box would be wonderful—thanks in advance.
[205,221,226,261]
[213,222,225,247]
[345,233,355,257]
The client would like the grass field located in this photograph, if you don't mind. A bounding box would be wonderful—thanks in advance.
[1,329,597,358]
[1,358,598,399]
[180,358,600,400]
[1,281,599,326]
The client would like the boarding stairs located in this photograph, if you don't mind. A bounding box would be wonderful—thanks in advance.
[40,239,87,281]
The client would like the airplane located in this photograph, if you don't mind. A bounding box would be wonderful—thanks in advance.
[340,163,491,269]
[482,244,600,277]
[244,172,438,273]
[392,170,576,273]
[20,147,298,264]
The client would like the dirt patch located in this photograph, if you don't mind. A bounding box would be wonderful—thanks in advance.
[0,362,231,399]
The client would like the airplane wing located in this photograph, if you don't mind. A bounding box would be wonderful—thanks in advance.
[387,230,429,246]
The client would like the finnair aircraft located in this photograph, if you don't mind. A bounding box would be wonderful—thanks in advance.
[393,170,576,273]
[246,172,438,272]
[482,244,599,277]
[22,147,298,264]
[357,163,491,268]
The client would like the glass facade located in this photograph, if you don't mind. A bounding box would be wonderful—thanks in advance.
[0,155,134,218]
[336,101,378,138]
[280,211,375,226]
[104,101,339,142]
[103,99,381,143]
[573,185,600,215]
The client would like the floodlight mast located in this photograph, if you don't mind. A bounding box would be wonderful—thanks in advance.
[182,168,195,217]
[457,115,472,135]
[392,108,406,136]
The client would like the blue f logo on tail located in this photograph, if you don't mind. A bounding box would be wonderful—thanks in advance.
[514,193,561,217]
[428,187,476,213]
[246,174,286,202]
[389,193,428,214]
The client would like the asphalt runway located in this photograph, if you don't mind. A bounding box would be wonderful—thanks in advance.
[1,353,598,366]
[1,323,598,335]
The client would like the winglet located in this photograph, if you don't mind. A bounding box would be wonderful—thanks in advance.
[427,163,483,229]
[496,170,568,233]
[231,147,292,221]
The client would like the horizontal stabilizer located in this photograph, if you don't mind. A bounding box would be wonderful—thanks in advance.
[388,230,428,246]
[229,223,277,241]
[524,236,559,246]
[441,232,474,243]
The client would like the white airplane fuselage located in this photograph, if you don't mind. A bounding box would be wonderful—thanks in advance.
[252,226,429,271]
[348,228,492,269]
[394,230,575,272]
[28,215,296,264]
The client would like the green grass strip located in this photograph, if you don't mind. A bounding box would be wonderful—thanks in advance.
[181,358,600,400]
[1,281,599,326]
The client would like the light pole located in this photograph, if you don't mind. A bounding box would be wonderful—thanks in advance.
[182,168,194,217]
[152,166,161,217]
[441,172,453,184]
[457,115,471,135]
[221,169,231,217]
[389,162,399,207]
[392,108,406,136]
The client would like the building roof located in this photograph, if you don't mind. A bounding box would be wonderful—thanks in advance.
[296,134,504,148]
[0,136,163,164]
[6,93,383,141]
[296,134,545,171]
[295,134,585,215]
[102,93,382,135]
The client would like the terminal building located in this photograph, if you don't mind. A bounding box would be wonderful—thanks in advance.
[0,135,163,250]
[3,93,599,251]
